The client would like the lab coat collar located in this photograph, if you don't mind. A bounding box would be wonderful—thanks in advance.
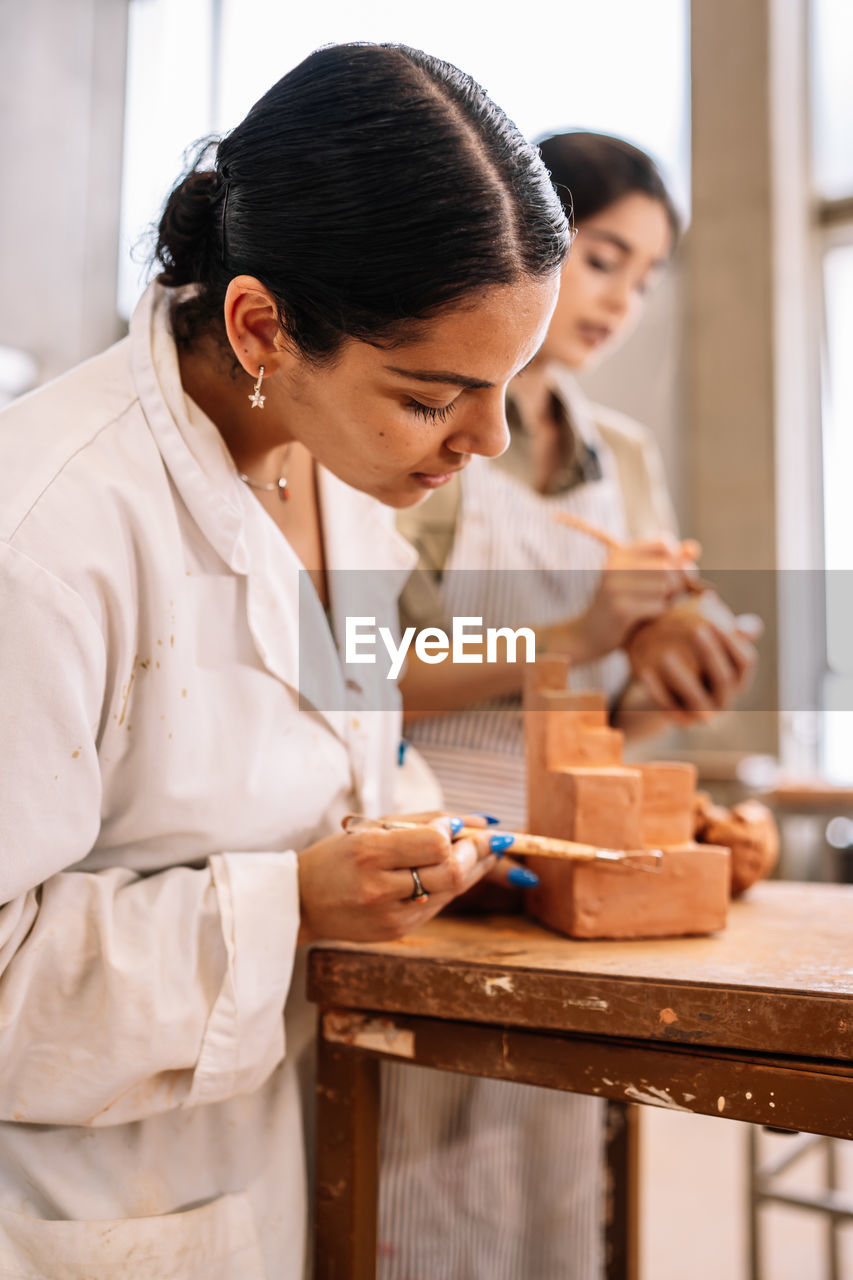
[319,466,418,720]
[130,282,416,740]
[545,362,605,454]
[318,466,417,576]
[131,281,416,575]
[130,282,249,574]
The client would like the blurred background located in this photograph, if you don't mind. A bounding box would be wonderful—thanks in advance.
[1,1,852,1275]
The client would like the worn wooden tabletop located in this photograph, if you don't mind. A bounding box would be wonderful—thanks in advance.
[310,881,853,1278]
[308,881,853,1063]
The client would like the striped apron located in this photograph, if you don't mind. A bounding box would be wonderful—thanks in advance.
[379,432,630,1280]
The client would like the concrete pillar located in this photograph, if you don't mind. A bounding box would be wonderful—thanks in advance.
[686,0,818,756]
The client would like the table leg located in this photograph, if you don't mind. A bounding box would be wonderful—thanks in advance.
[605,1100,640,1280]
[747,1124,762,1280]
[315,1023,380,1280]
[827,1137,841,1280]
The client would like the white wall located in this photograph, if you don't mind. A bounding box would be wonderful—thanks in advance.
[0,0,128,387]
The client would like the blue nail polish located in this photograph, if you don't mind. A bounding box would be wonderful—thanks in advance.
[490,833,515,856]
[507,866,539,889]
[449,817,464,836]
[476,814,501,825]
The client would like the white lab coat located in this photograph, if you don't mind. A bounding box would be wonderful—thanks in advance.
[0,283,415,1278]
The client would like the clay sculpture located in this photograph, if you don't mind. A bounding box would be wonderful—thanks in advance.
[626,589,738,688]
[694,792,779,896]
[524,656,730,939]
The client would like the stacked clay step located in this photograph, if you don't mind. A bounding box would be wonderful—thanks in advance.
[524,657,730,939]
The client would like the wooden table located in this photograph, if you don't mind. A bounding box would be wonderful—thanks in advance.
[307,882,853,1279]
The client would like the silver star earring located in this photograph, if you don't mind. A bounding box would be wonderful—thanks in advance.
[249,366,266,410]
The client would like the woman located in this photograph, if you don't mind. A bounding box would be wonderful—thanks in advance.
[398,130,758,826]
[0,45,570,1278]
[383,134,758,1279]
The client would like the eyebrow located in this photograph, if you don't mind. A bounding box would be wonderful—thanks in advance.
[583,229,668,270]
[384,345,543,391]
[384,365,494,390]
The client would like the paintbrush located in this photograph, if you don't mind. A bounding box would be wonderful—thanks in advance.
[343,815,662,871]
[552,511,706,594]
[552,511,624,551]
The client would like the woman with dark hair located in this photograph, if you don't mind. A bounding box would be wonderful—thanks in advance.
[0,44,568,1278]
[399,130,759,827]
[386,132,759,1279]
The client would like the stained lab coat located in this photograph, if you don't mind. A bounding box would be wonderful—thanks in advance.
[0,283,415,1278]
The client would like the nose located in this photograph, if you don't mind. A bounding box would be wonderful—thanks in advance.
[604,273,633,320]
[446,391,510,460]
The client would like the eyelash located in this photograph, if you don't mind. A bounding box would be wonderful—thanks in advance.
[406,399,457,423]
[588,257,650,295]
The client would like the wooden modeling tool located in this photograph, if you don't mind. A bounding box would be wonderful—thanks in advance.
[552,511,706,593]
[342,815,662,872]
[552,511,622,550]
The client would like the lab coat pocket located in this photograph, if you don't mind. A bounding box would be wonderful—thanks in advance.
[0,1189,267,1279]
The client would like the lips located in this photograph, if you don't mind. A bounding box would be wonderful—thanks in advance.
[411,470,460,489]
[410,462,469,489]
[577,322,613,346]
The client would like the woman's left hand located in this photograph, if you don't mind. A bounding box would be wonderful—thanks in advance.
[635,614,762,722]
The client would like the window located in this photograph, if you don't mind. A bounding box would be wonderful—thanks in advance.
[811,0,853,777]
[811,0,853,199]
[119,0,690,317]
[118,0,216,318]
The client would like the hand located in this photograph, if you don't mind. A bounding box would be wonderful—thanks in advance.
[297,813,497,944]
[635,614,762,722]
[549,536,701,665]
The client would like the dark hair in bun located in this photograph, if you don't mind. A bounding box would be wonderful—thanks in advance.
[153,42,570,362]
[155,146,224,292]
[537,131,681,245]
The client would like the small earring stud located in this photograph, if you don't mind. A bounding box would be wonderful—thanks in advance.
[249,366,266,410]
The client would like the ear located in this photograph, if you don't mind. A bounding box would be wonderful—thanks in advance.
[223,276,290,378]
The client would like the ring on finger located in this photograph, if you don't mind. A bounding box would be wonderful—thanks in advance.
[410,868,429,902]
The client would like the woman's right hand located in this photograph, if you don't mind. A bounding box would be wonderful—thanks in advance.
[546,536,701,665]
[297,816,497,944]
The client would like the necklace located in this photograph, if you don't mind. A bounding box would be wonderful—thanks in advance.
[238,470,290,500]
[237,445,292,501]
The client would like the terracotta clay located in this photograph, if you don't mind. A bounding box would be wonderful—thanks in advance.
[694,792,779,897]
[526,701,625,776]
[528,766,644,850]
[531,653,573,694]
[626,589,738,686]
[523,652,730,938]
[526,686,610,723]
[639,762,698,847]
[526,842,730,940]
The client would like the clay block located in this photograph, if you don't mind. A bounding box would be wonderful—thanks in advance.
[525,842,730,939]
[526,707,623,779]
[525,687,609,722]
[639,762,698,848]
[547,718,625,770]
[529,653,572,693]
[528,767,643,849]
